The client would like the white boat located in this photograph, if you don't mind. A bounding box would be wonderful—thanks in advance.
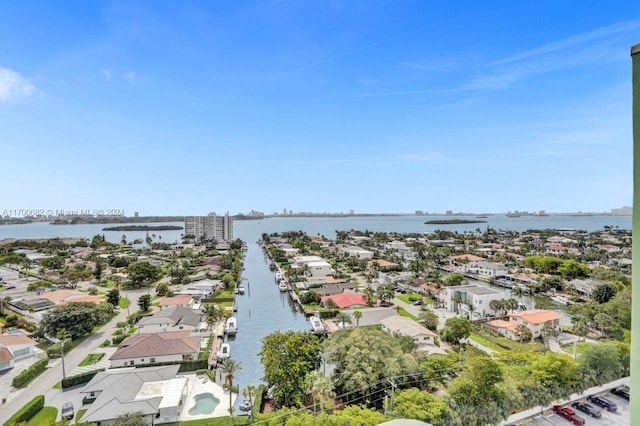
[278,281,288,292]
[309,316,325,335]
[275,273,283,282]
[217,343,230,361]
[225,317,238,335]
[239,399,252,411]
[237,284,245,294]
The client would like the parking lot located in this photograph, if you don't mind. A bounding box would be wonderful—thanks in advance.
[523,390,629,426]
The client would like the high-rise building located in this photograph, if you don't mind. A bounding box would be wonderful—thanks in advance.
[184,212,233,243]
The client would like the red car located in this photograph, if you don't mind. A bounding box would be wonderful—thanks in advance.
[553,405,585,425]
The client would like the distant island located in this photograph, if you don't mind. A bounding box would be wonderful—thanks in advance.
[102,225,183,231]
[425,219,487,225]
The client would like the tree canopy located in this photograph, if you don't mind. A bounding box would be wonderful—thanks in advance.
[41,302,113,339]
[259,331,322,406]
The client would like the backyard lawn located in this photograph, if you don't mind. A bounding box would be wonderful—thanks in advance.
[78,353,104,367]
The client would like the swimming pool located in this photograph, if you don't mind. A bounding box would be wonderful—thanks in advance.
[188,392,219,415]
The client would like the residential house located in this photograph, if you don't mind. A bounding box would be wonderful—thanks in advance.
[466,261,509,278]
[321,293,367,309]
[158,295,193,309]
[379,315,443,355]
[342,246,374,260]
[0,335,38,371]
[137,306,206,334]
[109,331,201,367]
[80,365,188,425]
[443,284,502,318]
[292,256,334,277]
[488,309,562,340]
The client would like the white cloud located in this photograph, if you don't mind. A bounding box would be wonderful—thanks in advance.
[490,19,640,66]
[124,71,136,83]
[0,67,40,103]
[101,69,112,81]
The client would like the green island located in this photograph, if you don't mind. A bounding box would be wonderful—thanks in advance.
[424,219,487,224]
[102,225,183,231]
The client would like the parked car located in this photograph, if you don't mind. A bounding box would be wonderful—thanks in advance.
[571,401,601,418]
[412,299,423,306]
[553,405,585,425]
[611,387,630,400]
[61,402,74,420]
[587,394,617,411]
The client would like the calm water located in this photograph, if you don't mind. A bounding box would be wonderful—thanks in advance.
[0,215,631,395]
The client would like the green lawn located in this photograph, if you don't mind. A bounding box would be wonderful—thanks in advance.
[163,415,250,425]
[76,408,87,423]
[469,333,504,353]
[397,307,418,321]
[118,297,130,309]
[26,406,57,426]
[78,353,104,367]
[470,332,544,353]
[561,341,591,358]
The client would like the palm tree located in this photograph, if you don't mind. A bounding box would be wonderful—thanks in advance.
[363,287,375,307]
[352,310,363,327]
[0,296,11,316]
[219,358,242,416]
[489,299,503,316]
[572,317,589,342]
[593,312,612,338]
[451,293,464,315]
[513,286,524,303]
[306,370,334,414]
[514,324,532,343]
[243,385,256,410]
[203,304,224,330]
[541,325,559,352]
[334,312,352,329]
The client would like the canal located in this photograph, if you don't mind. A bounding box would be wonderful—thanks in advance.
[228,223,310,399]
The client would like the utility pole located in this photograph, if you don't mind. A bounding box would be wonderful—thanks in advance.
[387,378,396,413]
[60,339,66,379]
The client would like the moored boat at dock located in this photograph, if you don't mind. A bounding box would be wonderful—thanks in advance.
[225,316,238,335]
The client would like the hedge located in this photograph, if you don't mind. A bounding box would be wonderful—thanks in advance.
[46,338,71,359]
[12,358,49,388]
[3,395,44,426]
[111,359,208,372]
[61,369,104,388]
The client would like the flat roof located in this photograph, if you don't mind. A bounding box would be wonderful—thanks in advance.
[453,284,501,296]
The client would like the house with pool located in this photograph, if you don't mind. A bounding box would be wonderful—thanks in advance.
[80,365,188,425]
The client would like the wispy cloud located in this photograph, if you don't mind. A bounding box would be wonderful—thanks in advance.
[364,20,638,98]
[490,19,640,66]
[0,67,40,103]
[124,71,136,84]
[401,57,458,72]
[101,69,112,82]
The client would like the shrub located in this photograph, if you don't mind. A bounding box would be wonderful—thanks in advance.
[111,335,126,345]
[12,358,48,388]
[46,339,71,358]
[3,395,44,426]
[62,369,104,388]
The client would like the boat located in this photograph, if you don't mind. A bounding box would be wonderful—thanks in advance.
[239,399,252,411]
[506,212,521,218]
[216,343,230,361]
[309,315,326,335]
[269,263,276,271]
[278,281,288,292]
[225,317,238,335]
[476,215,488,218]
[237,284,245,294]
[275,272,283,282]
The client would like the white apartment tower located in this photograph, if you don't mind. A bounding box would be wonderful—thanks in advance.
[184,212,233,243]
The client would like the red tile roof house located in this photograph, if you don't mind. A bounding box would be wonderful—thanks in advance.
[0,335,39,372]
[321,293,367,309]
[487,309,562,341]
[109,331,201,368]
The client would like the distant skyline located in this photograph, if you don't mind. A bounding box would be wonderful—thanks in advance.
[0,2,637,216]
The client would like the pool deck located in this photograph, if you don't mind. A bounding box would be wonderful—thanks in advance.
[180,372,237,422]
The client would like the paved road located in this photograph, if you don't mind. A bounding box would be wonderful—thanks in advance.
[0,287,146,424]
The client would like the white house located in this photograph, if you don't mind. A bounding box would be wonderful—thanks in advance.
[466,261,509,278]
[0,335,38,371]
[293,256,334,277]
[137,306,206,334]
[379,316,446,355]
[342,246,374,260]
[80,365,188,425]
[443,284,503,318]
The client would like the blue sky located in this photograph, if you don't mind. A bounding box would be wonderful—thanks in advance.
[0,1,637,216]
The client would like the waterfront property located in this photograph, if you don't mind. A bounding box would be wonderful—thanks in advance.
[487,309,563,340]
[80,365,188,425]
[443,284,503,318]
[137,306,207,334]
[184,212,233,243]
[109,331,201,367]
[321,293,367,309]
